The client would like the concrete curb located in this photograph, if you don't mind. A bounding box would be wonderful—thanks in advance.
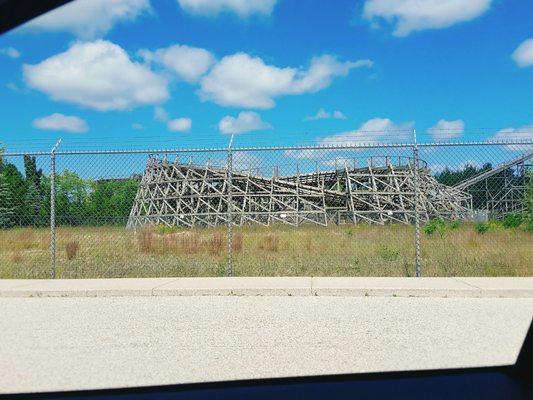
[0,277,532,298]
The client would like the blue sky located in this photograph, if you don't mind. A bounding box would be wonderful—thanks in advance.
[0,0,532,153]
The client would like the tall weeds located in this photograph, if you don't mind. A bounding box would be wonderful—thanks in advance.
[65,240,80,260]
[138,227,154,253]
[232,232,243,253]
[180,232,201,255]
[259,233,279,252]
[1,223,531,278]
[16,228,37,250]
[10,251,23,264]
[208,232,224,256]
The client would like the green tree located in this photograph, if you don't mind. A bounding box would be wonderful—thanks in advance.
[37,175,51,226]
[55,170,91,225]
[87,179,138,225]
[23,155,43,187]
[434,162,522,210]
[0,162,26,225]
[24,181,42,225]
[23,155,44,225]
[0,171,15,228]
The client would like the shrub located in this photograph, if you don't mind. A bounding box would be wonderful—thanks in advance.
[65,240,80,260]
[488,220,503,231]
[423,218,446,236]
[423,223,437,235]
[502,213,523,229]
[378,244,400,261]
[448,220,461,230]
[475,222,489,234]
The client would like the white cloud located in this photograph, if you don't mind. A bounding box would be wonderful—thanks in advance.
[492,125,533,150]
[457,160,483,170]
[139,44,215,83]
[512,38,533,68]
[324,157,358,168]
[286,118,413,159]
[177,0,276,17]
[307,108,330,121]
[33,113,88,133]
[154,106,169,122]
[132,123,144,130]
[305,108,347,121]
[427,119,464,140]
[232,152,262,172]
[0,47,20,59]
[24,0,150,39]
[363,0,492,37]
[319,118,414,146]
[333,110,347,119]
[168,118,192,132]
[430,163,448,174]
[200,53,371,108]
[6,82,21,92]
[24,40,169,111]
[492,125,533,141]
[219,111,271,134]
[284,149,321,160]
[200,53,292,109]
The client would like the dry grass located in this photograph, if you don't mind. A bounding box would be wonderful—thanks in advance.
[138,229,210,256]
[232,232,243,253]
[10,251,23,264]
[65,241,80,260]
[0,223,531,279]
[16,228,37,250]
[259,233,279,252]
[209,232,225,256]
[180,232,201,254]
[138,226,154,253]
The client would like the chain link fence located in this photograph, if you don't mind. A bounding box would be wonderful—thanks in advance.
[1,139,531,278]
[418,142,532,276]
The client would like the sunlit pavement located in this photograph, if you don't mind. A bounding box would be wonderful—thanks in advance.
[1,295,532,394]
[1,277,532,297]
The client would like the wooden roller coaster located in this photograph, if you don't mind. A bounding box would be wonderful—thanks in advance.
[127,155,472,228]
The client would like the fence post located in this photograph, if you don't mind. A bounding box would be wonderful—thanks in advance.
[50,139,61,279]
[226,135,235,277]
[412,130,421,277]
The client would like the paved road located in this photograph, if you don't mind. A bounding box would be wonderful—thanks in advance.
[1,296,532,394]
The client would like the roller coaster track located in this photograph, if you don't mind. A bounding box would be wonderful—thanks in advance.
[453,151,533,191]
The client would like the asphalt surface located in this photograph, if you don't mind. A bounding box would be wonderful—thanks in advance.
[1,296,532,394]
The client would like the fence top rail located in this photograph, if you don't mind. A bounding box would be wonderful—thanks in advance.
[1,138,532,157]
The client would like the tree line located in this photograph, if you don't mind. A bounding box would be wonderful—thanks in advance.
[0,153,138,228]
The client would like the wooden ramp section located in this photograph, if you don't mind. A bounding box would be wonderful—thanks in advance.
[454,151,533,191]
[453,151,532,217]
[127,156,472,228]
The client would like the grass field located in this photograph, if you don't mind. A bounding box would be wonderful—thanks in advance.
[0,223,531,279]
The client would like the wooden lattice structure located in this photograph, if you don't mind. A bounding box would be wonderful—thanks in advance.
[127,155,472,228]
[454,151,532,218]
